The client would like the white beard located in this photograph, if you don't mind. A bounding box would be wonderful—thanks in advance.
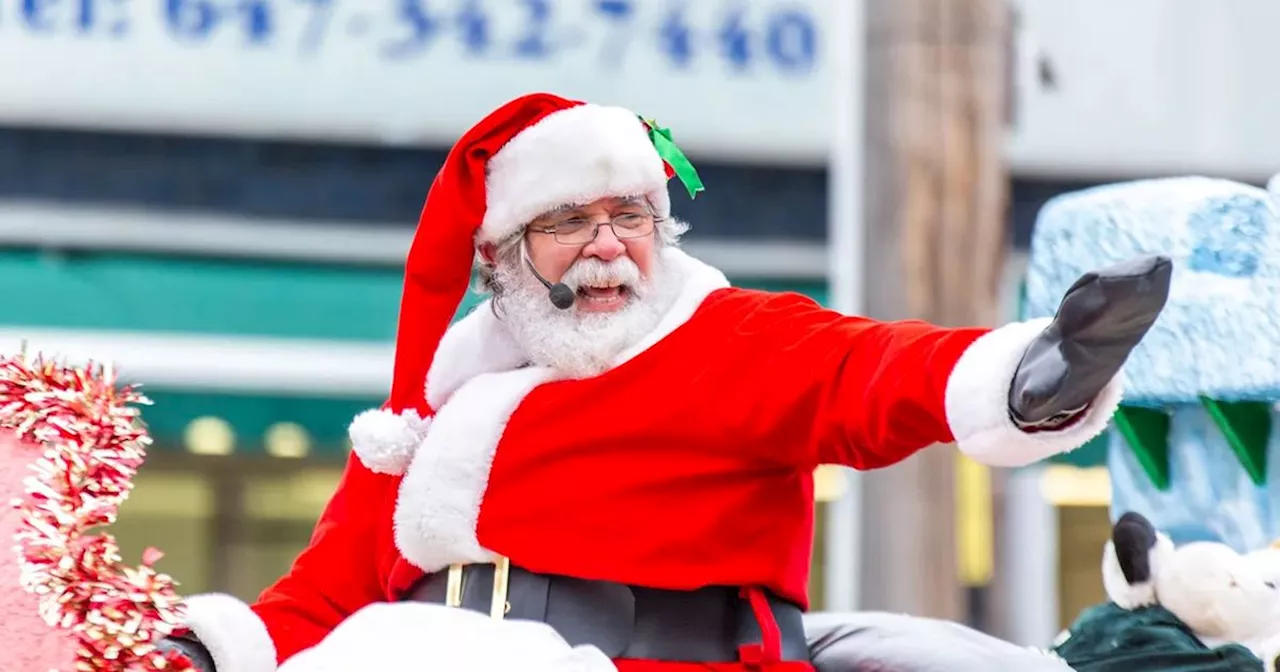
[493,251,683,379]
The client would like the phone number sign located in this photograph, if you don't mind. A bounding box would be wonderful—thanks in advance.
[0,0,833,164]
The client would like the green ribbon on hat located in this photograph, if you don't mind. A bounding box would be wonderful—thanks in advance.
[641,117,705,200]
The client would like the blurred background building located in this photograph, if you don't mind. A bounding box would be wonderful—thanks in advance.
[2,0,1278,650]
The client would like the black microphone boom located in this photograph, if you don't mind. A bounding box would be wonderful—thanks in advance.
[526,258,576,310]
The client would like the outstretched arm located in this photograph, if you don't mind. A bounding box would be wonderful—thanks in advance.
[743,295,1117,470]
[172,456,396,672]
[745,256,1169,470]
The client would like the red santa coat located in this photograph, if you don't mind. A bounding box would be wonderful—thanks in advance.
[178,249,1122,672]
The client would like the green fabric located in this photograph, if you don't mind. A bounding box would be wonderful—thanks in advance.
[641,117,705,200]
[1053,603,1264,672]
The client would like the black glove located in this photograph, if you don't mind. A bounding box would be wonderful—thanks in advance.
[1009,255,1172,429]
[157,635,217,672]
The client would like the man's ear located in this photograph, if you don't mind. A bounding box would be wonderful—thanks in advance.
[477,242,498,266]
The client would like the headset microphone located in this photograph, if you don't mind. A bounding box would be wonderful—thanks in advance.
[548,283,577,310]
[526,258,576,310]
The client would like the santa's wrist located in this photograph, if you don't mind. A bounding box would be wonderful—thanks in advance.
[1008,403,1090,433]
[158,635,217,672]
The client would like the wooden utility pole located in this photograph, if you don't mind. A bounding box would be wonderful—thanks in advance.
[857,0,1011,621]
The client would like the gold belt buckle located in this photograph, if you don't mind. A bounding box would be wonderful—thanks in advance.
[444,556,512,620]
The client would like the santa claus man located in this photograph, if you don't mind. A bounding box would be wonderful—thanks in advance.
[159,93,1169,672]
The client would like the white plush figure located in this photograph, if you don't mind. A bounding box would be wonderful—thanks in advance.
[1230,547,1280,659]
[1158,543,1280,648]
[1104,511,1280,669]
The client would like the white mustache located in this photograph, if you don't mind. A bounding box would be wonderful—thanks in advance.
[559,258,643,291]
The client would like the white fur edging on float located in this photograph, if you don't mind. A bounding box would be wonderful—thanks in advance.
[276,602,618,672]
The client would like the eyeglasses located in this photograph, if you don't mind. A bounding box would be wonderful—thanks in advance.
[527,213,657,246]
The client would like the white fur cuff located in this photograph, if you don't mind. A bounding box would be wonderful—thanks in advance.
[349,408,431,476]
[944,318,1125,467]
[180,593,277,672]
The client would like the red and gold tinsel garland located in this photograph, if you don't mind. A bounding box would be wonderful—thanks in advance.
[0,352,193,671]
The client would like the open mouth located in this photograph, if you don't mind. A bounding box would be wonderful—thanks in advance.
[578,283,629,307]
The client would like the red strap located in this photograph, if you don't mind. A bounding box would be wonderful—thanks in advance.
[737,587,782,666]
[738,643,766,666]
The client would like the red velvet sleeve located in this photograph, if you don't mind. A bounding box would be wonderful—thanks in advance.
[725,290,1122,470]
[730,292,985,469]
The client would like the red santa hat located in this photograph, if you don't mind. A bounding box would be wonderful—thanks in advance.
[347,93,702,474]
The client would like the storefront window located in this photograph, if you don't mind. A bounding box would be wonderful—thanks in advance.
[1056,505,1111,628]
[113,462,214,595]
[114,452,343,602]
[238,467,344,599]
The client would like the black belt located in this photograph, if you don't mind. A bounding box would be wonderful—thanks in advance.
[403,562,810,662]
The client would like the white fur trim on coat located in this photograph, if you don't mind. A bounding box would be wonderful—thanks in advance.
[480,104,671,245]
[395,365,560,569]
[180,593,277,672]
[425,301,528,410]
[393,248,728,572]
[348,408,431,476]
[943,317,1125,467]
[1101,533,1175,609]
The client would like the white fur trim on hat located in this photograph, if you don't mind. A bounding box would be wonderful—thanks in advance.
[944,317,1125,467]
[1102,532,1175,609]
[180,593,277,672]
[480,104,671,244]
[349,408,431,476]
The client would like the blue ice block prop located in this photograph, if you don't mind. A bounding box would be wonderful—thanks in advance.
[1023,175,1280,552]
